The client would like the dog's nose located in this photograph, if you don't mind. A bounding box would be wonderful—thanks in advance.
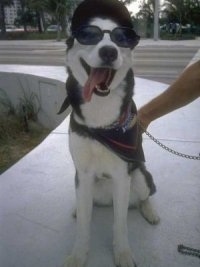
[99,46,118,64]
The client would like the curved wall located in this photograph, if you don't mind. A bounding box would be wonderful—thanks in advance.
[0,65,69,129]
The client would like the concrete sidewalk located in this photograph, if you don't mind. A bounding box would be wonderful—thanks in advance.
[140,38,200,47]
[0,73,200,267]
[0,38,199,47]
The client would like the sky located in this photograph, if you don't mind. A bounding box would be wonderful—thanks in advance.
[127,1,140,15]
[127,0,164,15]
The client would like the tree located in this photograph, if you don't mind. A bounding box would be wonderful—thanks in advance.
[136,0,155,37]
[0,0,13,34]
[27,0,48,32]
[45,0,82,39]
[15,0,74,34]
[15,8,35,31]
[186,0,200,26]
[136,0,155,21]
[17,0,31,32]
[13,0,45,32]
[162,0,185,26]
[45,0,68,40]
[162,0,200,33]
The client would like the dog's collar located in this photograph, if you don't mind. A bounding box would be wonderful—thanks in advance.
[104,102,137,133]
[57,97,137,132]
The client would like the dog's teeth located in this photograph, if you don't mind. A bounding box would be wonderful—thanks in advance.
[95,85,109,93]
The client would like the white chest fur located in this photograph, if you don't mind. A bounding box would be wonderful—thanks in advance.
[69,130,127,175]
[77,81,126,128]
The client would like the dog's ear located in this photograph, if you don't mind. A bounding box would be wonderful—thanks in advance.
[66,36,74,50]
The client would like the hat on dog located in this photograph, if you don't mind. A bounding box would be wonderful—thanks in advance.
[71,0,133,33]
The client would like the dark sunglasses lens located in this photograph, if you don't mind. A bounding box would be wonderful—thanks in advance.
[75,26,102,45]
[112,28,140,48]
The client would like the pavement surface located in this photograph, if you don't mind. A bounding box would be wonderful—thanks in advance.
[0,39,200,267]
[0,38,199,84]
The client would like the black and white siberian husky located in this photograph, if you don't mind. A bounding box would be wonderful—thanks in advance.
[59,0,160,266]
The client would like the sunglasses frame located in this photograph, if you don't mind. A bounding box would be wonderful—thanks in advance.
[72,25,140,48]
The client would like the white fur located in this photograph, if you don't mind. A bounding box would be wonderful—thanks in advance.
[67,133,159,267]
[66,19,133,96]
[65,19,159,267]
[79,81,126,127]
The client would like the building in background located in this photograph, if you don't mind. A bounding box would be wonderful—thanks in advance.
[4,0,21,25]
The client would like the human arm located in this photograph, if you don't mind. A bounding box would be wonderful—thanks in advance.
[138,60,200,130]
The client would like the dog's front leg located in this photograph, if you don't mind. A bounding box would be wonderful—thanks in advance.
[113,174,137,267]
[66,171,93,267]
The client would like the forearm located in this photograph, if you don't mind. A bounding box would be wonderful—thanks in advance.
[138,60,200,128]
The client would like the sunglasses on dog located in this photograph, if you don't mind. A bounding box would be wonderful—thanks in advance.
[72,25,140,48]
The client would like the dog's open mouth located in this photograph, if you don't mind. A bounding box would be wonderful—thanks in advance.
[80,58,116,102]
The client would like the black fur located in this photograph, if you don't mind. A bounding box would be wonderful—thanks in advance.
[119,69,135,115]
[71,0,133,34]
[66,68,85,120]
[127,162,140,174]
[139,164,156,196]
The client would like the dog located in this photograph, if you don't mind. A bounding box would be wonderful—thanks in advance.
[59,1,160,266]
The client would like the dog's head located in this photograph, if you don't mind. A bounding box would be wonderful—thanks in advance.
[66,0,140,102]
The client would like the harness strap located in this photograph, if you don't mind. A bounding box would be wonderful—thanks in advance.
[70,101,145,163]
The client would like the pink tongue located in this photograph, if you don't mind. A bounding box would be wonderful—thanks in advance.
[83,68,109,102]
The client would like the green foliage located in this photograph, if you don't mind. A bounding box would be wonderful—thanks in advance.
[160,32,196,40]
[17,92,39,122]
[162,0,200,25]
[18,89,40,124]
[0,113,49,173]
[15,9,36,28]
[0,82,41,134]
[0,114,21,142]
[0,88,15,115]
[136,0,155,23]
[1,0,199,39]
[134,0,200,38]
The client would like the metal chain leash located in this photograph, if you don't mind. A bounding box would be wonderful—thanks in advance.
[138,121,200,160]
[178,244,200,259]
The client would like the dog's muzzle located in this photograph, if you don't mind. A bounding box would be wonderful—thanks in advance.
[80,58,116,102]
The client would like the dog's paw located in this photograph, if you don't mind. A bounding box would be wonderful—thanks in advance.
[64,246,88,267]
[140,199,160,225]
[64,253,87,267]
[114,249,137,267]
